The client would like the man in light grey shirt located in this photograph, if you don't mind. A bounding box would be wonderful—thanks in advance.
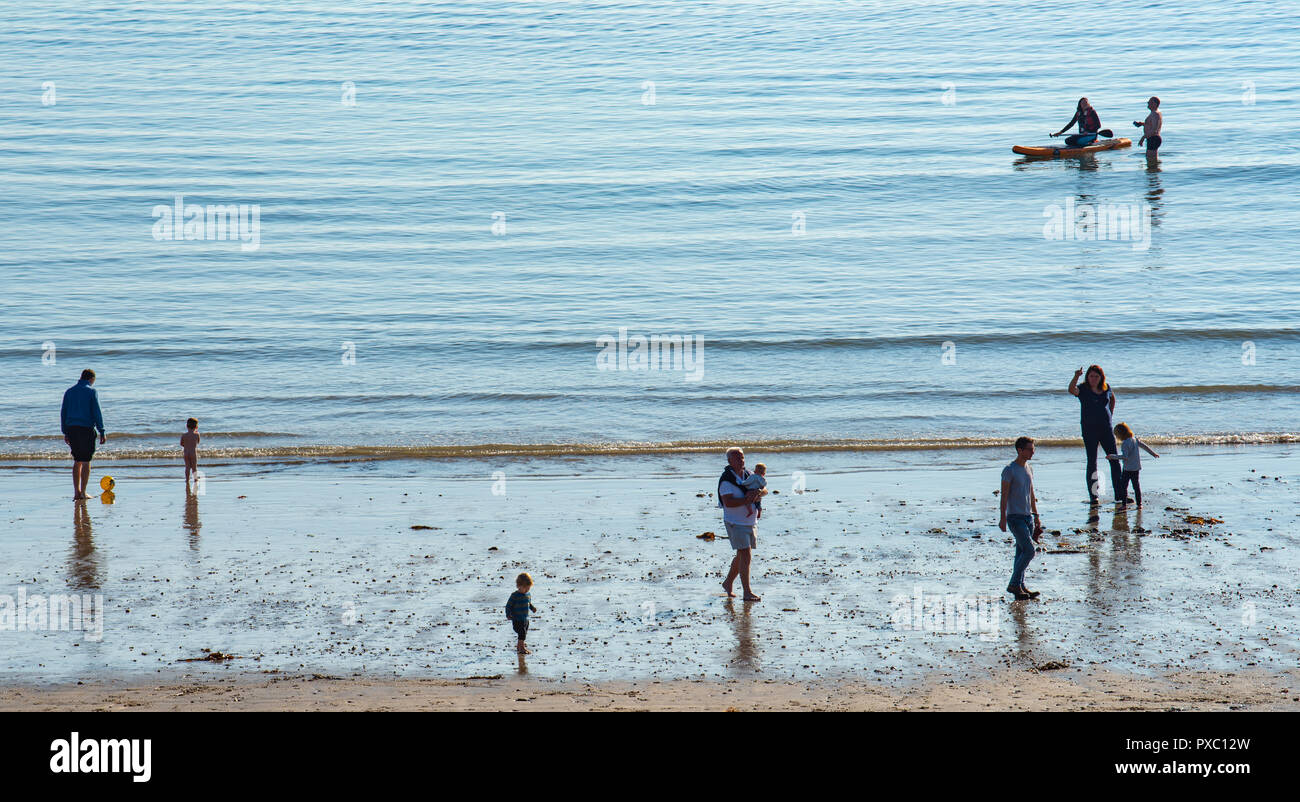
[999,436,1044,600]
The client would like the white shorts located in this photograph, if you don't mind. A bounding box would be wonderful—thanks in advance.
[725,522,756,550]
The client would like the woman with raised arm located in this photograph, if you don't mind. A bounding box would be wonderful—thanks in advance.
[1068,364,1123,505]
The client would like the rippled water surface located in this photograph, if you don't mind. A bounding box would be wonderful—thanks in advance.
[2,1,1297,458]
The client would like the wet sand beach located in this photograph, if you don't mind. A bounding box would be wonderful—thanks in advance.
[5,0,1299,723]
[1,443,1296,709]
[4,668,1298,712]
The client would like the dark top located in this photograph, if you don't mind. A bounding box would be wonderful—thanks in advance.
[1077,384,1113,428]
[61,379,104,435]
[505,591,536,621]
[1066,106,1101,134]
[717,466,751,508]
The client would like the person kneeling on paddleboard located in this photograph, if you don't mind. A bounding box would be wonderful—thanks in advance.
[1052,97,1102,147]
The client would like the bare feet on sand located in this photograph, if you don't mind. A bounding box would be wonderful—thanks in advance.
[743,593,761,602]
[722,582,735,598]
[516,643,531,654]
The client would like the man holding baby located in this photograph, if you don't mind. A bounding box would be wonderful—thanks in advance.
[718,446,767,602]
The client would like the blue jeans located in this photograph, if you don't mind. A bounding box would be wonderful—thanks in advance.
[1083,423,1123,500]
[1007,514,1035,590]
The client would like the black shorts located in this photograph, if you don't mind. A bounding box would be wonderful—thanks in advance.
[66,426,96,462]
[1145,134,1161,152]
[511,619,529,641]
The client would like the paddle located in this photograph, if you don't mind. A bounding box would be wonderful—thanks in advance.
[1050,128,1114,139]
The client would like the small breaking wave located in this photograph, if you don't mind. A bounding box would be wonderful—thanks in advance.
[1,432,1295,463]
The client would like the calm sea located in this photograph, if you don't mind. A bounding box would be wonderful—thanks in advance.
[2,0,1298,461]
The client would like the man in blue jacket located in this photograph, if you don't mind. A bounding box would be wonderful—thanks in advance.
[61,369,106,499]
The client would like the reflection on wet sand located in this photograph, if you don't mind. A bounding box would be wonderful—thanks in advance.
[1084,505,1145,616]
[184,485,201,550]
[1009,600,1035,656]
[724,599,758,671]
[69,500,101,591]
[1111,506,1130,533]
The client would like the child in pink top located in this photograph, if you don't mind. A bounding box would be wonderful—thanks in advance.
[180,418,200,485]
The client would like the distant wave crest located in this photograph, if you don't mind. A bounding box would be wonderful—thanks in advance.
[1,433,1295,463]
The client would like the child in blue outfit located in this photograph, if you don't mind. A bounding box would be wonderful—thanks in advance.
[505,572,538,654]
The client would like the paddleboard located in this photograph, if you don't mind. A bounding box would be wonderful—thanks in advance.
[1012,137,1131,158]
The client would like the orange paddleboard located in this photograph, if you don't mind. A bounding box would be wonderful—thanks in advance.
[1013,138,1132,158]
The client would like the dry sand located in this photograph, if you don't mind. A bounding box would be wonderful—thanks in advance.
[4,667,1298,711]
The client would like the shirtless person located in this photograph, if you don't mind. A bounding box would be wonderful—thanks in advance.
[181,417,201,485]
[1134,96,1162,154]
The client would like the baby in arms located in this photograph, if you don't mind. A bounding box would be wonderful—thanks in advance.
[740,462,768,518]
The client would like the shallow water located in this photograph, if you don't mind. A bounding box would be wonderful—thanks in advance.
[1,446,1294,684]
[2,0,1298,457]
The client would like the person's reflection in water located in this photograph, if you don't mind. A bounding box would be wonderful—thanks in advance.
[1085,498,1102,526]
[516,653,528,676]
[1108,510,1134,589]
[1111,507,1130,534]
[1009,600,1035,660]
[1084,505,1109,615]
[184,484,202,551]
[724,599,758,671]
[1110,507,1143,576]
[1074,154,1100,172]
[1084,503,1145,619]
[1144,160,1164,230]
[69,499,101,590]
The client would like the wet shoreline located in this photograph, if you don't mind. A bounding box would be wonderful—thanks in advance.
[1,444,1295,687]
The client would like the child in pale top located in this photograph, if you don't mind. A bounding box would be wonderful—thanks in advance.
[740,462,767,518]
[180,418,200,485]
[1106,422,1159,508]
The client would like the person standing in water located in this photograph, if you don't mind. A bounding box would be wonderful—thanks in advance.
[181,417,201,486]
[1134,96,1162,155]
[1052,97,1102,147]
[60,369,106,500]
[1068,365,1124,504]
